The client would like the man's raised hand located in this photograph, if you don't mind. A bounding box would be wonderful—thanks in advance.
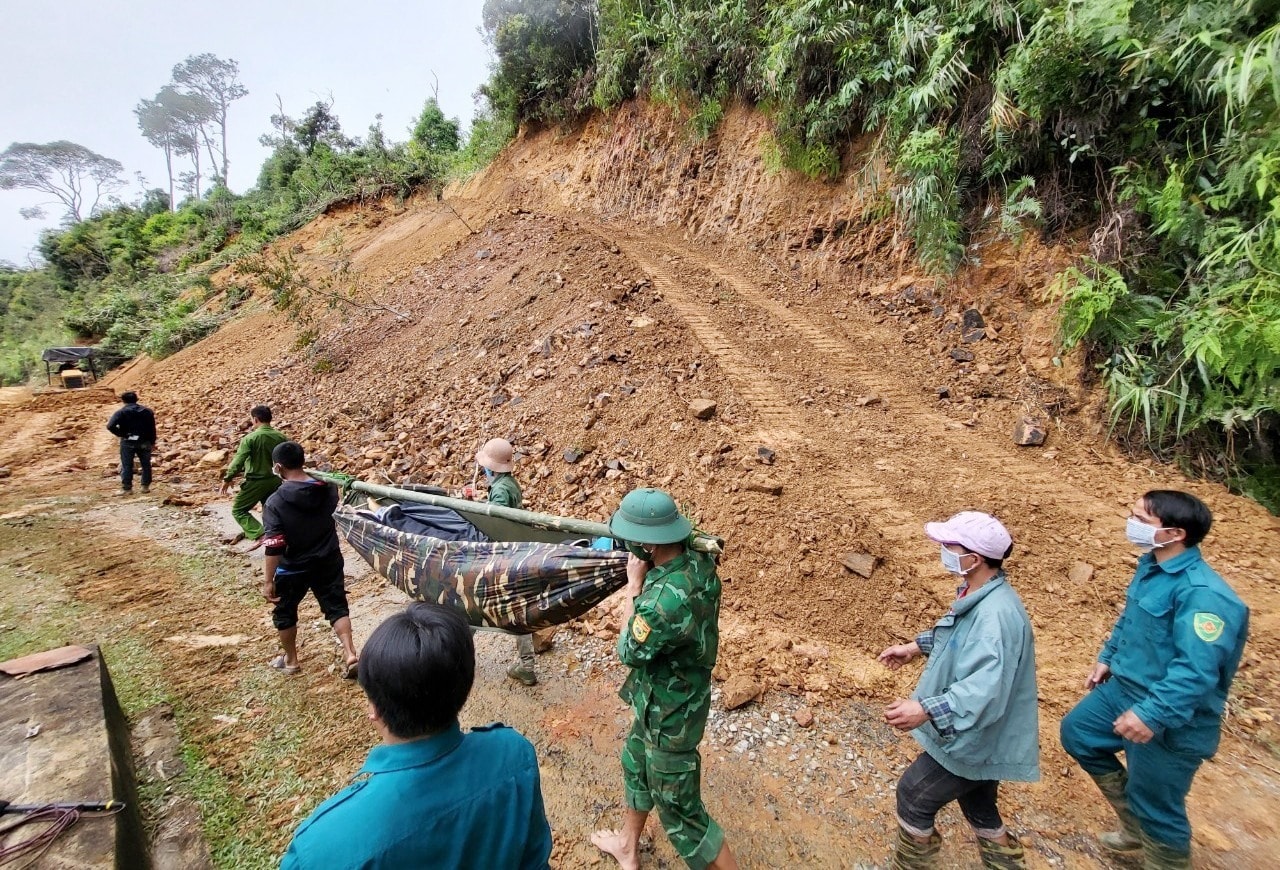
[877,642,920,670]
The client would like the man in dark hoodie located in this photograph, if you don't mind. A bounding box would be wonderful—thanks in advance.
[260,441,360,678]
[106,391,157,494]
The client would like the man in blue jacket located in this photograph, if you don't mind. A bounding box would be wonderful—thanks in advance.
[878,511,1039,869]
[281,602,553,869]
[1061,490,1248,870]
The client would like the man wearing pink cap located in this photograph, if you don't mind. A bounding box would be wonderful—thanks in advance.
[878,512,1039,869]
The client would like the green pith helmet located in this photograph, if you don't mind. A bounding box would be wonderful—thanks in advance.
[609,487,692,545]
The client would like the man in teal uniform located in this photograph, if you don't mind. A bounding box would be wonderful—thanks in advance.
[878,511,1038,869]
[473,436,543,686]
[1061,490,1249,869]
[219,404,287,546]
[281,602,552,869]
[592,488,738,870]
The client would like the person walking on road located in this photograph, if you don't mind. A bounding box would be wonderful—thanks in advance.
[106,391,157,494]
[1060,490,1248,870]
[592,487,738,870]
[878,511,1038,870]
[260,441,359,678]
[472,437,543,687]
[219,405,287,546]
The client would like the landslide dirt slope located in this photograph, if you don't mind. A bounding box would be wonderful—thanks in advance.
[8,101,1277,866]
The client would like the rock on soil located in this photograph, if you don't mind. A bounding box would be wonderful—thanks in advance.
[841,552,879,579]
[721,676,763,710]
[1012,417,1047,446]
[689,398,718,420]
[1068,562,1095,584]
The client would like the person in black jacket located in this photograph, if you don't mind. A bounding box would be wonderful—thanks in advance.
[260,441,360,678]
[106,391,157,494]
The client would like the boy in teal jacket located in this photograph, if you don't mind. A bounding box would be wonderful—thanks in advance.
[878,511,1039,869]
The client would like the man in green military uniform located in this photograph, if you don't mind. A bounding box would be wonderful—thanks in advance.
[476,437,522,509]
[473,437,543,686]
[592,488,738,870]
[219,405,288,546]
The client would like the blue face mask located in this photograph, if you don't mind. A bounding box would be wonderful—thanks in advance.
[482,467,494,481]
[940,546,974,575]
[1125,516,1169,550]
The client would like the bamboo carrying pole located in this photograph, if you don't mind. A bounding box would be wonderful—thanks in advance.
[308,470,724,555]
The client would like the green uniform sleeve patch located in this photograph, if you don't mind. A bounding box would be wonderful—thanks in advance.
[1193,612,1225,642]
[631,614,651,643]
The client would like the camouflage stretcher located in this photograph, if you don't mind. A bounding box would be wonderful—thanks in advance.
[311,472,723,634]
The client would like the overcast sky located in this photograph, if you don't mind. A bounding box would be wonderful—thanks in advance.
[0,1,492,265]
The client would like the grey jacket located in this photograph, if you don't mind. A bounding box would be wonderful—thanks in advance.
[911,574,1040,782]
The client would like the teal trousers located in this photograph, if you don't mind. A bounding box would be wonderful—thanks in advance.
[1061,678,1216,851]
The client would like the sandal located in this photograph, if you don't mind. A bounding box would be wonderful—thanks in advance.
[342,659,359,680]
[269,654,300,675]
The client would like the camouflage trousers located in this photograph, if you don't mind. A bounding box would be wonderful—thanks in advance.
[622,723,725,870]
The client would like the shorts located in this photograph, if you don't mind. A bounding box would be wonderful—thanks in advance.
[621,722,724,869]
[271,558,350,630]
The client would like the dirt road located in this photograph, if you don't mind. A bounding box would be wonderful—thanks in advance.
[1,184,1278,866]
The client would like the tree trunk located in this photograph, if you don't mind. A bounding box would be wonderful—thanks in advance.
[200,126,219,186]
[164,142,175,212]
[220,105,230,187]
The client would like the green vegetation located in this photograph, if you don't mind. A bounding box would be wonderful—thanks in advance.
[0,508,361,870]
[478,0,1279,508]
[0,58,464,385]
[0,266,74,384]
[4,8,1275,502]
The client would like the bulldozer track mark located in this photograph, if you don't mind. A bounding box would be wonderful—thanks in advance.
[611,234,924,545]
[618,245,803,447]
[638,236,1123,520]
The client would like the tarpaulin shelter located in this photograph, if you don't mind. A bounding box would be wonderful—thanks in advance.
[311,472,724,634]
[41,347,99,386]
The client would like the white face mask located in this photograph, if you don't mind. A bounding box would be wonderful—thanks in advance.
[1125,516,1169,549]
[940,546,973,575]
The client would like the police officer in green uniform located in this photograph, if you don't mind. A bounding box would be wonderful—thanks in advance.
[1061,490,1249,870]
[474,437,539,686]
[219,405,287,546]
[591,488,738,870]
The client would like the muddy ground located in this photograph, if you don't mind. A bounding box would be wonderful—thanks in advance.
[0,271,1277,869]
[2,104,1279,867]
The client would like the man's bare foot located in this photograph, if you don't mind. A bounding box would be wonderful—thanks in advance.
[590,830,639,870]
